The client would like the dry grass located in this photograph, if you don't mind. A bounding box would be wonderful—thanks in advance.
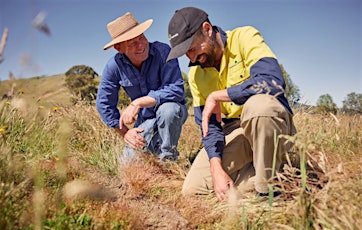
[0,76,361,229]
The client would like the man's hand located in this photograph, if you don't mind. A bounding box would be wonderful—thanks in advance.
[210,158,234,202]
[202,93,222,137]
[202,90,230,137]
[120,103,139,125]
[123,127,146,150]
[115,123,146,150]
[117,97,157,150]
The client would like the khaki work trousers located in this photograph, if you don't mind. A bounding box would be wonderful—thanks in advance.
[182,94,296,195]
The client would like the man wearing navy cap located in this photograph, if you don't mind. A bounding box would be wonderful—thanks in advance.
[167,7,296,201]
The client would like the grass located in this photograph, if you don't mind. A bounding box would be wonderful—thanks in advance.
[0,75,361,229]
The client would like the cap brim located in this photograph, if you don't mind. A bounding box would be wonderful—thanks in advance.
[166,35,194,62]
[103,19,153,50]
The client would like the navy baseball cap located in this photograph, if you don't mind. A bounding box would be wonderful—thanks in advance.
[166,7,208,62]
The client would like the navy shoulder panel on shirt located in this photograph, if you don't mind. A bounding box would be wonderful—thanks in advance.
[251,57,293,114]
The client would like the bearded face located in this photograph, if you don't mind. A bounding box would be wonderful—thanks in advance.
[186,27,222,69]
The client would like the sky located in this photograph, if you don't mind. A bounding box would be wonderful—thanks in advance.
[0,0,361,107]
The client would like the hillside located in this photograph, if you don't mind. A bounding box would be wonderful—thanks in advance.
[0,74,73,108]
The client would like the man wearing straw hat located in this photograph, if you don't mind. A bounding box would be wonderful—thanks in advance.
[96,12,188,162]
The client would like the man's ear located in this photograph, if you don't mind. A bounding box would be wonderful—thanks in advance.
[113,43,122,52]
[202,22,213,36]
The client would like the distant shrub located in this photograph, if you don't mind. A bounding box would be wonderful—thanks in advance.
[65,65,98,104]
[316,94,337,114]
[342,92,362,114]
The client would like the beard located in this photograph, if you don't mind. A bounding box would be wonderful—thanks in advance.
[199,35,220,68]
[199,52,215,68]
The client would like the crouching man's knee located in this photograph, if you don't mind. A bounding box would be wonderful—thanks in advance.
[181,179,213,196]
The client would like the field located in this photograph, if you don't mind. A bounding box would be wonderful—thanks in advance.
[0,75,361,229]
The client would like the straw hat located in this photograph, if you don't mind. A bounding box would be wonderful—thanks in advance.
[103,12,153,50]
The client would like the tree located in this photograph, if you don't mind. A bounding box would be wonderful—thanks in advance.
[342,92,362,114]
[316,94,337,114]
[280,64,300,106]
[65,65,98,104]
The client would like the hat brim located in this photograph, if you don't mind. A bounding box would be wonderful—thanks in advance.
[166,35,194,62]
[103,19,153,50]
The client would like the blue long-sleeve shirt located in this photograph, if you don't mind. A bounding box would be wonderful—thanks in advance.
[188,26,292,160]
[96,41,186,128]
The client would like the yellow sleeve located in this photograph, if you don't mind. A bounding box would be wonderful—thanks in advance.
[233,26,277,69]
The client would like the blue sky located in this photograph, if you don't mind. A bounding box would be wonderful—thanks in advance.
[0,0,361,107]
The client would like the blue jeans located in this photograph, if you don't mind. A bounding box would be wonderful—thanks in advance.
[122,102,188,162]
